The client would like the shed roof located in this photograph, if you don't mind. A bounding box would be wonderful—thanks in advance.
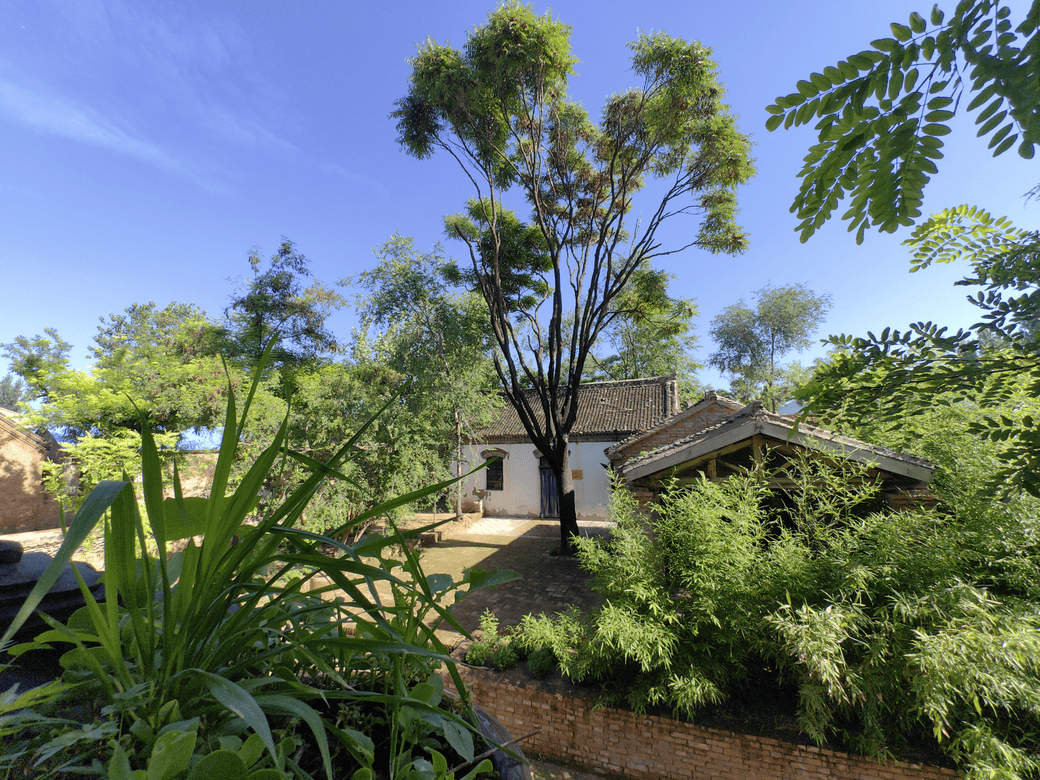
[476,375,681,442]
[617,401,935,484]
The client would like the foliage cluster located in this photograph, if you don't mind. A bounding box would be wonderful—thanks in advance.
[351,236,502,515]
[0,361,504,780]
[585,267,702,401]
[463,612,518,672]
[798,205,1040,496]
[513,437,1040,778]
[0,373,26,412]
[767,0,1040,243]
[3,237,496,535]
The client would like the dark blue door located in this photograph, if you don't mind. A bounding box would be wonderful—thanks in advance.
[539,468,558,517]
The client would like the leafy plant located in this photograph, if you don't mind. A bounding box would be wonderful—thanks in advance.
[0,349,499,780]
[515,447,1040,779]
[464,612,518,671]
[767,0,1040,243]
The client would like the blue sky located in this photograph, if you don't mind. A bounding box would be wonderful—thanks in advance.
[1,0,1036,391]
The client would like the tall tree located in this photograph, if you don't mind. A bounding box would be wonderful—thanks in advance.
[225,238,345,372]
[708,284,832,412]
[0,373,27,412]
[586,266,701,400]
[769,1,1040,495]
[3,304,228,439]
[352,235,502,515]
[394,4,754,552]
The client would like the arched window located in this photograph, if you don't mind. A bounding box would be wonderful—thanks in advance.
[481,448,507,491]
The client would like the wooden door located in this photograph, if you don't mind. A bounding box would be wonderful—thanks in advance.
[539,467,558,518]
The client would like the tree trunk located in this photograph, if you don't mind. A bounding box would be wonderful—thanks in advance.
[454,409,463,520]
[555,445,580,555]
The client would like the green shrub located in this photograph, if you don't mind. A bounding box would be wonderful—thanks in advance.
[526,648,556,679]
[514,449,1040,780]
[465,611,520,671]
[0,352,499,780]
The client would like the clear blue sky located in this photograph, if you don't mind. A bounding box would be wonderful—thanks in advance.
[1,0,1035,391]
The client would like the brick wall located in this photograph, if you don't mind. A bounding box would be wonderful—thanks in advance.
[0,421,61,534]
[451,667,957,780]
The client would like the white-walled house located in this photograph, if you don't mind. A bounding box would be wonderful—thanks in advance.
[457,376,681,521]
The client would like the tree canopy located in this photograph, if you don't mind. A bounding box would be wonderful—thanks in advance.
[709,284,831,411]
[586,266,701,400]
[3,303,228,439]
[352,235,502,513]
[394,3,754,550]
[225,238,345,372]
[0,373,26,413]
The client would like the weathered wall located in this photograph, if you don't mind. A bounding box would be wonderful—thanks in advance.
[452,667,956,780]
[0,420,61,533]
[459,441,614,521]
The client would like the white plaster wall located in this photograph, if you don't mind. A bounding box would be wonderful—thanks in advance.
[459,440,613,521]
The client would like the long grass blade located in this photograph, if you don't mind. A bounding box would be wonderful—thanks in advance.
[0,481,128,649]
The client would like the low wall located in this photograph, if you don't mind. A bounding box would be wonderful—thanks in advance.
[451,667,957,780]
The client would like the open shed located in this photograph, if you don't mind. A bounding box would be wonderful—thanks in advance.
[608,398,935,511]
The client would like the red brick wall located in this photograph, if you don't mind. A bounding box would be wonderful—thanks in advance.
[0,422,61,533]
[452,667,957,780]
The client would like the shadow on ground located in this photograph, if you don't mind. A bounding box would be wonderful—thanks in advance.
[413,519,608,636]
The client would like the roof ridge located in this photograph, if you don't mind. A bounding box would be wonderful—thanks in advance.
[571,374,676,389]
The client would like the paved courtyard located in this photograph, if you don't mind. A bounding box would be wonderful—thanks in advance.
[414,516,610,637]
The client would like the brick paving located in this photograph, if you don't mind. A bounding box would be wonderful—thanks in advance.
[423,517,609,636]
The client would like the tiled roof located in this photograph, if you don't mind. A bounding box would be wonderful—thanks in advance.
[476,375,680,442]
[0,413,49,453]
[619,402,935,483]
[605,391,744,458]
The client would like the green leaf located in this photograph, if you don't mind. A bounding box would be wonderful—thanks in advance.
[195,671,280,772]
[891,23,913,41]
[765,114,784,132]
[147,726,198,780]
[923,123,951,136]
[848,53,874,70]
[185,751,248,780]
[992,132,1017,155]
[797,80,819,98]
[978,110,1008,137]
[254,694,331,780]
[909,12,926,33]
[1019,140,1035,159]
[809,72,831,91]
[440,716,475,764]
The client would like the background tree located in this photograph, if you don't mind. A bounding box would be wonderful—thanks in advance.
[769,2,1040,495]
[586,266,702,401]
[225,238,345,373]
[394,4,754,551]
[708,283,832,411]
[0,373,26,412]
[352,235,501,516]
[3,303,228,439]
